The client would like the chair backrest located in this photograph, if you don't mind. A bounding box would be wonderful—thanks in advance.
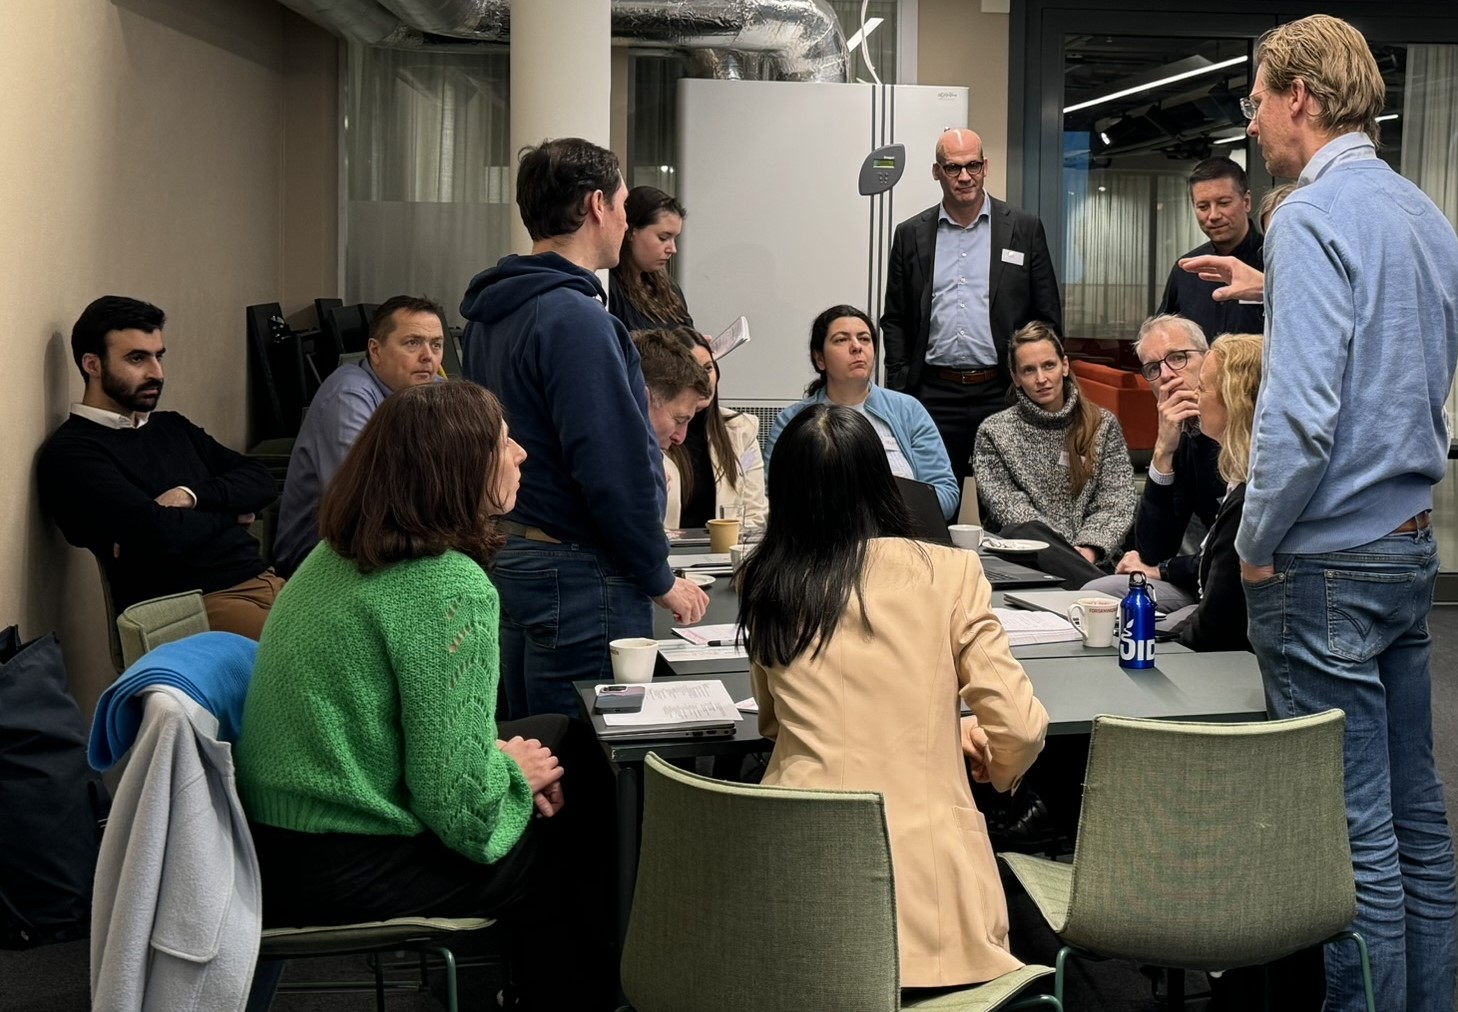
[1063,710,1354,970]
[116,592,210,670]
[621,753,901,1012]
[95,561,126,675]
[957,475,982,526]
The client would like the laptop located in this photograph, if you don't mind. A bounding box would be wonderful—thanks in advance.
[596,721,738,743]
[893,477,1062,588]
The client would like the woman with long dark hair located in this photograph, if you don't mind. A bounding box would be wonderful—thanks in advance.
[236,382,617,1010]
[658,327,768,530]
[973,321,1137,586]
[739,403,1048,989]
[608,186,693,331]
[766,305,959,519]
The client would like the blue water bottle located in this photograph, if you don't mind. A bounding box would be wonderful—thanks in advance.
[1118,571,1156,670]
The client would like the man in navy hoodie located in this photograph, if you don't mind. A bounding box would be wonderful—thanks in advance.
[462,137,707,719]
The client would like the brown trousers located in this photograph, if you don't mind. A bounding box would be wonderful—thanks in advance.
[202,570,284,640]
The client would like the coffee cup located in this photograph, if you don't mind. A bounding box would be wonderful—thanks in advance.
[707,518,741,553]
[1067,597,1119,648]
[609,637,658,683]
[949,524,983,551]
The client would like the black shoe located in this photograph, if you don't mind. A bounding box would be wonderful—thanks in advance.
[985,791,1057,853]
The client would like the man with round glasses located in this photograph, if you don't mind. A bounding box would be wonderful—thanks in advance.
[1089,314,1224,611]
[880,127,1062,491]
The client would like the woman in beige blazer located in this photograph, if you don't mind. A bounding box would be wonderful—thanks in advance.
[738,402,1049,989]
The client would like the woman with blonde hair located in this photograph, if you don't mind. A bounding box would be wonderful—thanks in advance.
[1168,332,1263,651]
[973,321,1136,586]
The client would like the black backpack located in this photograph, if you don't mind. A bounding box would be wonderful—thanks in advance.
[0,625,111,947]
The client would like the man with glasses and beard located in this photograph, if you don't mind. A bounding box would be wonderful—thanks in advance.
[38,296,281,639]
[880,127,1063,489]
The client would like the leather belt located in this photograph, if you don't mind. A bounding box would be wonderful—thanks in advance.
[498,520,561,544]
[932,367,999,385]
[1392,511,1432,534]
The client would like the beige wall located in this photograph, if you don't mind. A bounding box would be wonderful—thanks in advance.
[0,0,335,718]
[917,0,1011,199]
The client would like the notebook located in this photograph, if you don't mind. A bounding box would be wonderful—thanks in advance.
[894,477,1062,587]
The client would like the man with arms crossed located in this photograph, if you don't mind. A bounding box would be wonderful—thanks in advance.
[880,128,1062,486]
[272,295,445,577]
[1240,16,1458,1010]
[463,138,707,719]
[38,296,280,639]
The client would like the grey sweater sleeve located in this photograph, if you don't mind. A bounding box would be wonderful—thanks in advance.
[972,418,1045,529]
[1074,415,1138,557]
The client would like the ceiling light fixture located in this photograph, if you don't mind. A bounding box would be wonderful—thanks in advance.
[1064,55,1249,115]
[1211,133,1246,145]
[1377,113,1399,122]
[1099,131,1112,145]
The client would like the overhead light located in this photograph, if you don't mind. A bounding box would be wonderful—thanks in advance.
[1211,133,1246,145]
[1377,113,1399,122]
[1097,185,1107,193]
[1064,55,1249,114]
[1099,131,1112,145]
[845,17,884,52]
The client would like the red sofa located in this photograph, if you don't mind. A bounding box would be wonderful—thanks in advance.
[1070,360,1157,452]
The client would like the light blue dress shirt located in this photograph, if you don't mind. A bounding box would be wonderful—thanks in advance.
[924,202,996,369]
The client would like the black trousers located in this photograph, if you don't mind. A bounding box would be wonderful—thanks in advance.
[252,714,617,1011]
[913,371,1009,487]
[998,520,1108,588]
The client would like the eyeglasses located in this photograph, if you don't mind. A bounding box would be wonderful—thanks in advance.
[1239,90,1266,121]
[939,160,985,178]
[1139,348,1205,382]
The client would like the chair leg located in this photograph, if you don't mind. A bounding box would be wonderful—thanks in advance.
[373,952,386,1010]
[424,946,460,1012]
[1008,995,1063,1011]
[1325,931,1376,1012]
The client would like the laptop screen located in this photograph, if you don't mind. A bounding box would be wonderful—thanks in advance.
[893,476,953,546]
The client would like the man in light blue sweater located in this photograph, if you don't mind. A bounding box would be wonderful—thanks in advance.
[1239,16,1458,1011]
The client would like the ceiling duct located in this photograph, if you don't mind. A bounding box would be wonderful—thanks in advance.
[278,0,849,82]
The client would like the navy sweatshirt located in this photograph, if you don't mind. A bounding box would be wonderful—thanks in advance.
[461,253,673,598]
[37,412,277,610]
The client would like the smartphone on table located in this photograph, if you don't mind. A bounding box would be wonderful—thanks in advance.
[593,684,646,714]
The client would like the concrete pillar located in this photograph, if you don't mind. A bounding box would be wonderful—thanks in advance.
[509,0,613,253]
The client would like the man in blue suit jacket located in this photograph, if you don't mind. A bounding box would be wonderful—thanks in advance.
[880,128,1063,487]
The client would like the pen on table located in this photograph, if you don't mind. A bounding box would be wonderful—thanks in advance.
[705,639,739,648]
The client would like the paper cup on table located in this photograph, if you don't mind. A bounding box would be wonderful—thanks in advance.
[949,524,983,550]
[1066,598,1118,648]
[609,637,658,684]
[707,518,741,553]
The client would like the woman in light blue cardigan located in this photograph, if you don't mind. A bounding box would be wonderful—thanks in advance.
[766,305,959,520]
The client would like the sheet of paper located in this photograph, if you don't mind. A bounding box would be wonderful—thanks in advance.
[709,316,751,359]
[991,607,1083,646]
[656,639,749,662]
[734,696,759,713]
[672,623,743,647]
[599,679,742,726]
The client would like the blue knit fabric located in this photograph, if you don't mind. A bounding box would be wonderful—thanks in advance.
[88,632,257,770]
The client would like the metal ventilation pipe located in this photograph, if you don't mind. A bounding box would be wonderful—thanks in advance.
[282,0,849,82]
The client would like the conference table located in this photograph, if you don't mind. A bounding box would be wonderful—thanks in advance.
[579,547,1268,947]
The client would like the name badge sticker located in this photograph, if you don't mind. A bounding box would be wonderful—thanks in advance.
[1001,248,1025,266]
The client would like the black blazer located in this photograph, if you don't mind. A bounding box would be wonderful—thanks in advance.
[1173,483,1249,653]
[880,197,1063,392]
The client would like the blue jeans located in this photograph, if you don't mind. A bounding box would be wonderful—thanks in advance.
[1244,528,1457,1012]
[490,537,654,720]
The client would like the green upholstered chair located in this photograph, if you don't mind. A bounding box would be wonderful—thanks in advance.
[116,589,210,670]
[1000,710,1373,1010]
[618,753,1061,1012]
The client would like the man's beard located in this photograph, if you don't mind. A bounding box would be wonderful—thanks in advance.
[102,370,163,414]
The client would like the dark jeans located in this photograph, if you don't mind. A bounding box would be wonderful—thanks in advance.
[998,521,1107,588]
[251,715,618,1011]
[490,537,655,719]
[913,371,1008,486]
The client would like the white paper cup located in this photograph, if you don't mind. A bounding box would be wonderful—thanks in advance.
[1067,598,1118,648]
[609,637,658,683]
[949,524,983,551]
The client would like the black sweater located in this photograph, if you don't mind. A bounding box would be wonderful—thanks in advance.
[1173,483,1249,652]
[37,412,278,610]
[1135,432,1224,591]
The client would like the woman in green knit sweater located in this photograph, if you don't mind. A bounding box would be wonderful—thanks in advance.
[236,381,616,1010]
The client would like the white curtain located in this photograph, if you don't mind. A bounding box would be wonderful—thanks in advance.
[344,44,514,326]
[1062,169,1203,339]
[1401,44,1458,427]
